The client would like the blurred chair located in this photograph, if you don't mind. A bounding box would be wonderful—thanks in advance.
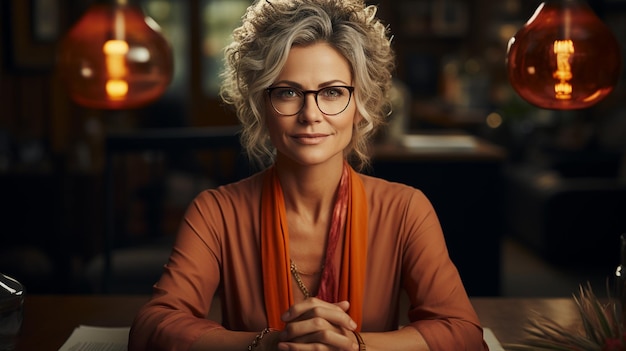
[505,164,626,272]
[84,125,253,293]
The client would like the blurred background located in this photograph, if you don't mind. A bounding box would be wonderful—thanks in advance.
[1,0,625,297]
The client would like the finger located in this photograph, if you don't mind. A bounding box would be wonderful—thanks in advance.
[284,305,357,333]
[278,341,356,351]
[281,313,357,346]
[334,300,350,312]
[282,298,356,330]
[281,315,332,339]
[282,298,342,320]
[278,327,357,351]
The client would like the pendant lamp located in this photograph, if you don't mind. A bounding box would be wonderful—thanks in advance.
[58,0,173,110]
[506,0,621,110]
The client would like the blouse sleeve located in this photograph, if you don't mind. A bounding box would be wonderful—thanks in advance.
[402,190,488,350]
[128,191,226,351]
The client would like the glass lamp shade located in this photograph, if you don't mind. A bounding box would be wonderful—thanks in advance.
[506,0,621,110]
[58,1,173,110]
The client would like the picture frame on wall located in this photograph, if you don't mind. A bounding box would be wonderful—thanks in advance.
[404,51,440,97]
[431,0,469,37]
[7,0,63,70]
[395,0,432,37]
[394,0,469,38]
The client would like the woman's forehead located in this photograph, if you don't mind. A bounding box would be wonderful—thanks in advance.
[275,43,352,85]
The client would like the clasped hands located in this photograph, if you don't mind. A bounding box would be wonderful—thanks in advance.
[265,298,360,351]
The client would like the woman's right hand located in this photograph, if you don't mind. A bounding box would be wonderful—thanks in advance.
[276,298,358,350]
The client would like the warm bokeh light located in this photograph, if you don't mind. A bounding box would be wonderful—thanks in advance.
[486,112,503,129]
[553,39,574,100]
[106,80,129,99]
[58,1,173,110]
[506,1,621,110]
[103,39,130,100]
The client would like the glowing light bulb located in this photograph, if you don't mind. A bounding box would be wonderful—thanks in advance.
[103,39,130,100]
[58,0,173,110]
[553,39,574,100]
[506,0,621,110]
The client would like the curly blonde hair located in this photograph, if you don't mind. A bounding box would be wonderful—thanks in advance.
[220,0,395,171]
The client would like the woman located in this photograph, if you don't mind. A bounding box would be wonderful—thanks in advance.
[129,0,488,350]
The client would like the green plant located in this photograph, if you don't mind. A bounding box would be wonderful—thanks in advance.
[506,282,625,351]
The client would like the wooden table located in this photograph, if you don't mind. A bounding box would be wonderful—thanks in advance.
[13,295,580,350]
[471,297,580,345]
[14,295,150,351]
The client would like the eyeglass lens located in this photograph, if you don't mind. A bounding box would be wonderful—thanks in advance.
[268,86,353,116]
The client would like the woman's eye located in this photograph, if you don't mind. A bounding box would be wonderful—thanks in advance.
[321,87,343,98]
[276,88,299,99]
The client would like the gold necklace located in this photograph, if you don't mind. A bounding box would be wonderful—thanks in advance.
[290,259,316,298]
[294,263,324,276]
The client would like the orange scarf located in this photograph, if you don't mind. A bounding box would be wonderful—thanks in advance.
[261,163,368,330]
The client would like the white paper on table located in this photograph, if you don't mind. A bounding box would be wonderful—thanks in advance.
[483,327,504,351]
[58,325,130,351]
[402,134,477,150]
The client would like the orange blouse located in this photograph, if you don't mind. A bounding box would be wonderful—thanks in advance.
[128,169,488,350]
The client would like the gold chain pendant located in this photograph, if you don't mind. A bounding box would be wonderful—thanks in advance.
[290,259,311,298]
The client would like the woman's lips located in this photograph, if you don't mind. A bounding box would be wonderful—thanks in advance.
[292,133,329,145]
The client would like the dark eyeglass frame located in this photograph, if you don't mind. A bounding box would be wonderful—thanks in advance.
[265,85,355,116]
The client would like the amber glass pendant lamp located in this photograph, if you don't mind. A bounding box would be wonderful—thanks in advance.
[58,0,173,110]
[507,0,621,110]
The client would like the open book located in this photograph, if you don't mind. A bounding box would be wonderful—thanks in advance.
[59,325,130,351]
[483,328,504,351]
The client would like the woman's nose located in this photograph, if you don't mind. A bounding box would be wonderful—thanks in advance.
[299,94,322,123]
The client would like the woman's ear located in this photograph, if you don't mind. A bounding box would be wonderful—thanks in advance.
[354,111,364,125]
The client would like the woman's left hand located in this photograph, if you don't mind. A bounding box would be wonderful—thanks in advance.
[277,298,358,350]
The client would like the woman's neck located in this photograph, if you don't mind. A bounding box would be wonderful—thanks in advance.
[274,157,344,224]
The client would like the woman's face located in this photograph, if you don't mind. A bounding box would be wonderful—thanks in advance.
[266,42,358,168]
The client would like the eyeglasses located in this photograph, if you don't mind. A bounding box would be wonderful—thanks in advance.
[266,85,355,116]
